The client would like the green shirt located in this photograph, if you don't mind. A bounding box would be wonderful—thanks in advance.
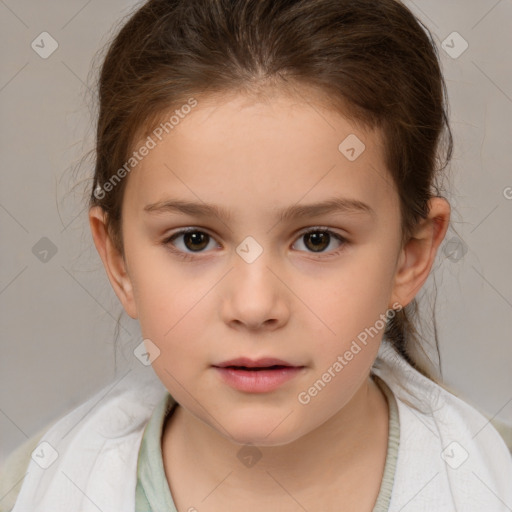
[135,375,400,512]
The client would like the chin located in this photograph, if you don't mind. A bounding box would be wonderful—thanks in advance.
[218,418,306,448]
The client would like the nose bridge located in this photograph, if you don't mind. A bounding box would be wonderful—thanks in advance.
[232,234,278,294]
[220,234,288,328]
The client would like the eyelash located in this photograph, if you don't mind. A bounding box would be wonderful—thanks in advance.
[161,226,348,261]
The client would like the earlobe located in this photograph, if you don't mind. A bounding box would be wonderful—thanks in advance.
[88,206,138,319]
[389,197,451,309]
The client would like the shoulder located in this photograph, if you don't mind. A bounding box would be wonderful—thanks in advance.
[374,341,511,457]
[373,341,512,510]
[7,370,168,512]
[427,380,512,468]
[489,416,512,453]
[0,426,50,512]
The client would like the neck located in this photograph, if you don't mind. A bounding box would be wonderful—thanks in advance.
[162,374,389,501]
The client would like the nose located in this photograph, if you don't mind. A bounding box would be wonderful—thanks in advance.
[220,250,290,332]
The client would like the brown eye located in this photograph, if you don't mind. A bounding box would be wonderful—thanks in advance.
[303,231,330,252]
[182,231,210,251]
[293,228,347,256]
[163,226,347,261]
[163,229,217,257]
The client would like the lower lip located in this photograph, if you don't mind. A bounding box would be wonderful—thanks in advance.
[213,366,304,393]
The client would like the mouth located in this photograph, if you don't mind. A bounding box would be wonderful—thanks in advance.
[213,357,301,369]
[219,365,292,371]
[212,357,305,393]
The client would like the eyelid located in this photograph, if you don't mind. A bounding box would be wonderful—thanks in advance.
[297,225,345,236]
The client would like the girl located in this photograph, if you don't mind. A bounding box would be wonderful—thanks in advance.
[2,0,512,511]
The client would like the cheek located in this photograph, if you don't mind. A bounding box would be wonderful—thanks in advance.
[125,245,201,341]
[126,250,219,376]
[301,247,395,359]
[137,278,206,343]
[131,261,209,393]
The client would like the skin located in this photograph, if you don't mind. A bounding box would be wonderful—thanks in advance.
[89,89,450,511]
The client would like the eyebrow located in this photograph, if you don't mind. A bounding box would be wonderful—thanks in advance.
[144,196,375,222]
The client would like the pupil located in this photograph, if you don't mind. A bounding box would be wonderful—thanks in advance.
[184,232,208,251]
[306,232,329,252]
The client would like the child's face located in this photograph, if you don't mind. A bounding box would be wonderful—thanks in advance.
[113,91,405,445]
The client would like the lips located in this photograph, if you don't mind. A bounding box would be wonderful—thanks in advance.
[212,357,305,393]
[213,357,300,370]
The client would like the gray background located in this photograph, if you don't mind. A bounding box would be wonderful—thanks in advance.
[1,0,511,464]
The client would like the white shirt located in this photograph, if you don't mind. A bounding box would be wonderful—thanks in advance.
[10,339,512,511]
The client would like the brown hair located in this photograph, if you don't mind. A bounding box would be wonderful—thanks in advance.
[90,0,453,382]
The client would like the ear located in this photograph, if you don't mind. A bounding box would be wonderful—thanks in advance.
[389,197,450,309]
[89,206,138,319]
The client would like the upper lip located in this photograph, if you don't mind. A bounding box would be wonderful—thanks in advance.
[213,357,301,368]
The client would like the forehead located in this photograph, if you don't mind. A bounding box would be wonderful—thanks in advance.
[124,91,396,220]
